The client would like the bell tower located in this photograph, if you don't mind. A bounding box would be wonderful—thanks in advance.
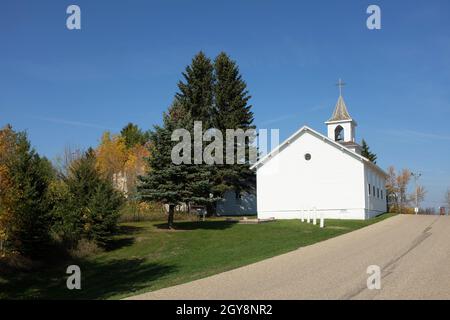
[325,79,361,154]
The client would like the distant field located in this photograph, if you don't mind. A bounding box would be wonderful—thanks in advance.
[0,213,395,300]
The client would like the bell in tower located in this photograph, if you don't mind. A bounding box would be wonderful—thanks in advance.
[325,79,362,154]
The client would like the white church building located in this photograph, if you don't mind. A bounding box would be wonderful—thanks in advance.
[251,86,388,220]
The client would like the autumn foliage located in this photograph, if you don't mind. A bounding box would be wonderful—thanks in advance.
[95,125,150,198]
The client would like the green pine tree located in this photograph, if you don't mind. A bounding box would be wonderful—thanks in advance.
[0,126,54,257]
[175,52,218,214]
[361,139,377,164]
[138,103,191,228]
[120,123,150,148]
[212,52,256,198]
[51,149,124,248]
[86,179,124,246]
[139,52,256,220]
[138,102,216,228]
[176,51,215,127]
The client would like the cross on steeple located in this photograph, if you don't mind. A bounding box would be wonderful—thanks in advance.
[336,78,346,96]
[326,78,357,145]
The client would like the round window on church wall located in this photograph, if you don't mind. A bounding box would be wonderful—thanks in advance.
[305,153,312,161]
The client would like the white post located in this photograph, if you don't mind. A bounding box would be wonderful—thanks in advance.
[320,212,325,228]
[300,211,305,222]
[312,207,317,225]
[306,211,311,223]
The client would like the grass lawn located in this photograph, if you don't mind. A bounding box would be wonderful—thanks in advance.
[0,213,395,300]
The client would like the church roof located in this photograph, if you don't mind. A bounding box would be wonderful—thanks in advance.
[327,95,352,122]
[340,141,360,147]
[250,126,387,177]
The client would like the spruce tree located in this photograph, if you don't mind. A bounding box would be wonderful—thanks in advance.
[212,52,256,197]
[52,149,124,248]
[174,52,217,214]
[176,51,215,127]
[86,179,124,245]
[361,139,377,164]
[138,103,192,228]
[213,52,254,130]
[139,52,256,220]
[0,126,53,257]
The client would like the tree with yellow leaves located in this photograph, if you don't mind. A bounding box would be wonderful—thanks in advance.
[95,125,150,198]
[95,132,128,181]
[124,143,150,196]
[386,166,416,214]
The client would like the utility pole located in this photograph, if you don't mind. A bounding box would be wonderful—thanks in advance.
[411,172,422,214]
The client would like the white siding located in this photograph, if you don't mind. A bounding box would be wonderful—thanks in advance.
[256,131,366,220]
[364,164,387,218]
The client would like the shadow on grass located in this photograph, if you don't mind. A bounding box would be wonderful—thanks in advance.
[104,237,135,251]
[103,225,148,251]
[117,225,145,235]
[1,258,176,300]
[154,220,237,231]
[73,258,177,299]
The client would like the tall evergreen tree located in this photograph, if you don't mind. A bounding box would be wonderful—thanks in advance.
[213,52,254,130]
[176,51,215,127]
[0,126,53,257]
[361,139,377,164]
[139,52,256,219]
[174,52,217,214]
[139,102,215,228]
[212,52,256,198]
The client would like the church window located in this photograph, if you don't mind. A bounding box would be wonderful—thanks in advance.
[368,184,371,195]
[381,190,383,199]
[304,153,312,161]
[373,185,376,196]
[334,125,344,142]
[377,188,380,198]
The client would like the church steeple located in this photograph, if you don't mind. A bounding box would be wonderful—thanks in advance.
[328,95,352,122]
[325,79,361,154]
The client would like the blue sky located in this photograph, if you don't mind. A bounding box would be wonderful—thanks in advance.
[1,0,449,208]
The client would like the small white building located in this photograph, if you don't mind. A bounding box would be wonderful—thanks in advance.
[251,91,387,220]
